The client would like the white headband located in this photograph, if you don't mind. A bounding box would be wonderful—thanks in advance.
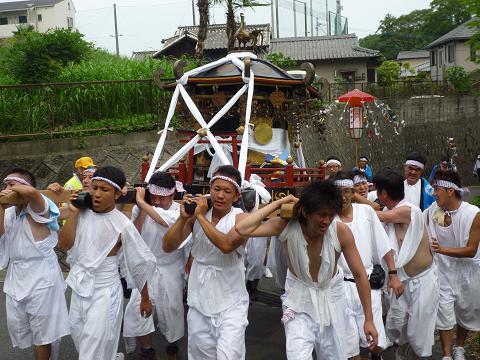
[334,179,354,188]
[434,180,465,193]
[210,175,241,193]
[148,181,185,196]
[3,176,32,187]
[92,176,122,191]
[353,175,367,185]
[405,160,425,170]
[83,168,96,175]
[326,159,342,167]
[359,157,368,162]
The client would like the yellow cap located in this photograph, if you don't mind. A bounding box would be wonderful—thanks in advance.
[75,156,96,169]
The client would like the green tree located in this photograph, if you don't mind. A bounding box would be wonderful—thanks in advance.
[445,65,470,94]
[195,0,209,58]
[266,52,296,69]
[377,60,400,85]
[3,27,93,83]
[359,0,474,60]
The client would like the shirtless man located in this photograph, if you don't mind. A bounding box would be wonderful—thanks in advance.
[59,166,156,360]
[235,180,378,359]
[163,165,249,360]
[0,168,69,360]
[373,169,439,360]
[424,170,480,360]
[332,171,403,360]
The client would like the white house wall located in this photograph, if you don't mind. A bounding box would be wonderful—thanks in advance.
[311,59,371,84]
[0,0,75,38]
[430,41,479,80]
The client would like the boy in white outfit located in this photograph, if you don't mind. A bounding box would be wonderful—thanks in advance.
[0,168,69,360]
[59,166,156,360]
[373,169,439,360]
[332,171,403,360]
[424,170,480,360]
[163,165,249,360]
[236,180,378,360]
[123,172,185,360]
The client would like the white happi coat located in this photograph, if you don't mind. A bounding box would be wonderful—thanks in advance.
[279,220,343,326]
[66,208,156,360]
[424,201,480,331]
[338,204,391,278]
[279,220,348,360]
[188,207,247,315]
[337,204,392,354]
[124,202,185,342]
[383,200,439,357]
[187,207,249,360]
[0,198,70,349]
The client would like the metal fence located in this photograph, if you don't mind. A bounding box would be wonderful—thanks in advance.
[0,79,174,136]
[0,78,466,137]
[328,80,453,102]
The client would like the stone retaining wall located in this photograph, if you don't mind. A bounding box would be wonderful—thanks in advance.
[1,95,479,187]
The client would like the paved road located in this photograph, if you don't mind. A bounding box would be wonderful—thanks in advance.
[0,277,446,360]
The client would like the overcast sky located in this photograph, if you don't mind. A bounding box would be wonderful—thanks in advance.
[1,0,432,56]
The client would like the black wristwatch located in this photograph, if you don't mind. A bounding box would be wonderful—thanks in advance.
[388,270,398,275]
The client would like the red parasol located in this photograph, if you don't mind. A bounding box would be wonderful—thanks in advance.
[337,89,375,107]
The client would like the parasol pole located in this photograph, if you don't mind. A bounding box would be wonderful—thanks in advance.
[355,138,359,167]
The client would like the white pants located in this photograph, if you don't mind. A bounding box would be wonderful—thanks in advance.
[123,262,185,342]
[245,237,267,281]
[343,282,388,357]
[187,299,249,360]
[6,270,69,349]
[436,261,480,331]
[284,312,348,360]
[386,266,439,357]
[69,271,123,360]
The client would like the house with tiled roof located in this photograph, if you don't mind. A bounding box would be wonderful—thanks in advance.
[269,34,382,83]
[396,50,430,77]
[153,23,271,60]
[0,0,75,38]
[426,18,479,81]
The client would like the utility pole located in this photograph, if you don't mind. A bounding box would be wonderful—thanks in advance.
[293,0,297,37]
[310,0,313,36]
[326,0,329,35]
[192,0,196,25]
[336,0,342,35]
[303,2,307,37]
[270,0,275,38]
[113,3,120,56]
[275,0,279,38]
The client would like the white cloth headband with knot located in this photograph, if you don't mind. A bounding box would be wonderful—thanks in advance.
[3,176,32,186]
[334,179,354,188]
[92,176,122,191]
[326,159,342,167]
[434,180,465,193]
[83,168,96,175]
[353,175,367,185]
[148,181,185,196]
[210,175,241,193]
[405,160,425,170]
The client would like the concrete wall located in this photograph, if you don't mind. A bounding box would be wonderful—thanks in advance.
[1,95,479,188]
[0,130,180,189]
[300,95,480,185]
